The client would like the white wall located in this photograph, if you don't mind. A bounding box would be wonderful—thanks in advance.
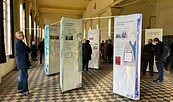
[0,58,16,83]
[156,0,173,35]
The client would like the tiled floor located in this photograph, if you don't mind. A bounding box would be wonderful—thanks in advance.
[0,60,173,102]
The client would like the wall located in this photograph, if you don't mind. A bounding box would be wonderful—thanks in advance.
[0,58,16,83]
[112,0,156,30]
[156,0,173,35]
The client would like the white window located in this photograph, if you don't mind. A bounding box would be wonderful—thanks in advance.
[20,4,27,44]
[3,0,12,55]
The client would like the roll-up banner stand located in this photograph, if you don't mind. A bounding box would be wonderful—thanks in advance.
[113,14,142,100]
[44,25,60,75]
[88,29,100,69]
[145,28,163,72]
[60,17,82,92]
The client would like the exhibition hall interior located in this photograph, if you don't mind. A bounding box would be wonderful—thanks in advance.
[0,0,173,101]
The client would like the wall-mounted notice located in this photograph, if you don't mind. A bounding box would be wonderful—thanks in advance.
[88,29,99,69]
[60,17,82,92]
[145,29,163,72]
[113,14,142,100]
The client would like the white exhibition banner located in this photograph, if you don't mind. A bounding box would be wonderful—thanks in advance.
[88,29,100,69]
[60,17,82,92]
[44,25,60,75]
[113,14,142,100]
[145,29,163,72]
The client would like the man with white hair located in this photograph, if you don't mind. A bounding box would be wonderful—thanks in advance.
[15,31,31,96]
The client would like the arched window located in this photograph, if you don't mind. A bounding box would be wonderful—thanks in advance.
[3,0,12,55]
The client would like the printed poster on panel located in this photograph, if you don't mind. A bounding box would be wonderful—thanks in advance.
[145,29,163,72]
[113,14,142,100]
[44,25,60,75]
[60,17,82,92]
[88,29,100,69]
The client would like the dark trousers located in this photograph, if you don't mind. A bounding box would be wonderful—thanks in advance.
[143,59,154,75]
[156,58,164,81]
[167,56,173,71]
[18,68,28,93]
[82,59,89,71]
[40,53,43,64]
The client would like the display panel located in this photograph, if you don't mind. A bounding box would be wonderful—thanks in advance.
[88,29,100,69]
[60,17,82,92]
[44,25,60,75]
[113,14,142,100]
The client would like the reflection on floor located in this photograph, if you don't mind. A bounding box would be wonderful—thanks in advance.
[0,60,173,102]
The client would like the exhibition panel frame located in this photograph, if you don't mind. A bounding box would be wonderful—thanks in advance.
[88,29,100,69]
[145,28,163,72]
[44,25,60,75]
[60,17,82,92]
[113,14,142,100]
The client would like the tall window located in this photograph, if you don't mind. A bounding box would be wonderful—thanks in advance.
[3,0,12,55]
[20,3,27,44]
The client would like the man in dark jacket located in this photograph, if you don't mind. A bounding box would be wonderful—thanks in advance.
[166,42,173,73]
[31,41,37,61]
[143,39,155,76]
[15,31,31,96]
[82,40,92,71]
[38,39,44,64]
[107,39,113,64]
[153,37,164,82]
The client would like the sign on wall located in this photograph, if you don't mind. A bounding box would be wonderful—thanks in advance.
[88,29,100,69]
[113,14,142,100]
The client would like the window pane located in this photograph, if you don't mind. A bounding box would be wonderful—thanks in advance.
[3,2,6,10]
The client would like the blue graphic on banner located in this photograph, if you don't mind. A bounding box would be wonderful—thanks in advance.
[45,25,50,75]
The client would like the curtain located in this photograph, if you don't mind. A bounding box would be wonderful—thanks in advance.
[0,0,7,63]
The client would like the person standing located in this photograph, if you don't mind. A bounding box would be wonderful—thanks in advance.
[143,39,155,76]
[107,39,113,64]
[100,40,104,59]
[31,41,37,61]
[38,39,44,64]
[103,40,108,62]
[153,37,164,82]
[15,31,31,96]
[166,42,173,73]
[82,40,92,71]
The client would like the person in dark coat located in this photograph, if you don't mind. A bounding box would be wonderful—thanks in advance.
[107,39,113,64]
[100,40,105,59]
[166,42,173,73]
[143,39,155,76]
[15,31,31,96]
[82,40,92,71]
[38,39,44,64]
[153,37,164,82]
[31,41,37,61]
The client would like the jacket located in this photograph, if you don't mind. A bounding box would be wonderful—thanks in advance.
[15,39,31,69]
[82,43,92,60]
[155,41,164,61]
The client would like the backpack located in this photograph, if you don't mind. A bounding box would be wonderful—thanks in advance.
[162,44,170,62]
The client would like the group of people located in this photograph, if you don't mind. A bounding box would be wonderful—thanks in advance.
[30,40,44,63]
[143,37,173,83]
[15,30,173,97]
[100,39,114,64]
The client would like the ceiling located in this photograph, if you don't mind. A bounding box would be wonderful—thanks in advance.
[36,0,92,24]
